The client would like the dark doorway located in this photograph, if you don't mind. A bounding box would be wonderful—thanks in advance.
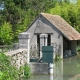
[63,37,71,56]
[47,34,51,46]
[37,35,40,57]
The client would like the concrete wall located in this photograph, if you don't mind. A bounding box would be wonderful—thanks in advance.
[26,15,63,58]
[29,61,63,76]
[29,62,48,74]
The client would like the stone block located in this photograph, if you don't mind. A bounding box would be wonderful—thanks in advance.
[18,32,30,39]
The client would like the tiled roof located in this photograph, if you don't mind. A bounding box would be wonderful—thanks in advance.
[41,13,80,40]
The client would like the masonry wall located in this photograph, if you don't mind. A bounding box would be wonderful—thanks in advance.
[5,49,28,69]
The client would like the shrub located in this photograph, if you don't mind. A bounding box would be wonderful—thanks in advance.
[0,53,31,80]
[0,22,13,45]
[55,53,61,61]
[0,53,19,80]
[24,64,31,79]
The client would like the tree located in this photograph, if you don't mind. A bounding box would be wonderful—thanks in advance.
[0,22,13,45]
[49,0,80,32]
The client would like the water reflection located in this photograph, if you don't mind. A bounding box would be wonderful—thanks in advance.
[63,56,78,80]
[53,60,63,80]
[29,75,54,80]
[50,75,53,80]
[29,55,80,80]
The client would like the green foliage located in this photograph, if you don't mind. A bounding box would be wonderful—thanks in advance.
[24,64,31,79]
[55,53,61,61]
[0,0,58,44]
[77,77,80,80]
[18,64,31,79]
[0,22,13,45]
[0,53,19,80]
[0,53,31,80]
[76,45,80,55]
[49,0,80,32]
[77,46,80,51]
[0,71,3,79]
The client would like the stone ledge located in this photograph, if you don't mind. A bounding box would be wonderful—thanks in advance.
[18,32,30,39]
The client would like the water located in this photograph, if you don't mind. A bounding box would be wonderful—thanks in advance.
[29,55,80,80]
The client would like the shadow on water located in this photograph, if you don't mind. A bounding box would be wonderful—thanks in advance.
[29,55,80,80]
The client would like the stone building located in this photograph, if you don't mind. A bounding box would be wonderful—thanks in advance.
[18,13,80,58]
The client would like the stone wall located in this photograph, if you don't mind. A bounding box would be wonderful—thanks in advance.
[5,49,28,69]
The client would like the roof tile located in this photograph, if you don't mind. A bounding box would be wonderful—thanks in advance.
[41,13,80,40]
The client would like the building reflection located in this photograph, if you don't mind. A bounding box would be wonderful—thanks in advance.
[53,60,63,80]
[63,57,78,80]
[53,56,78,80]
[50,75,53,80]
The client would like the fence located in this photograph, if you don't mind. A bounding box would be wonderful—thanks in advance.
[30,43,61,59]
[49,43,61,54]
[0,43,19,53]
[30,44,39,59]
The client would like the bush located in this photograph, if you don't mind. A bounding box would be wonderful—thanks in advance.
[18,64,31,80]
[77,46,80,51]
[0,53,31,80]
[0,53,19,80]
[24,64,31,79]
[55,53,61,61]
[0,22,13,45]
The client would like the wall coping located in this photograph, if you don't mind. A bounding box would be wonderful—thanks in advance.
[5,49,27,56]
[18,32,30,39]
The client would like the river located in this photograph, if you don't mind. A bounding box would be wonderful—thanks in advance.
[29,55,80,80]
